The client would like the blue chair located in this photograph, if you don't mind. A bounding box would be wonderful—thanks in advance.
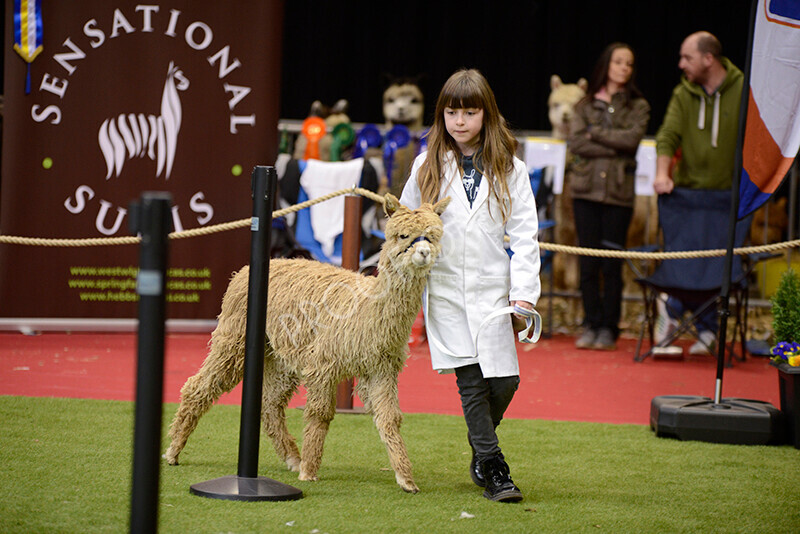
[294,186,348,264]
[530,166,557,337]
[290,159,378,265]
[528,166,556,265]
[633,188,758,363]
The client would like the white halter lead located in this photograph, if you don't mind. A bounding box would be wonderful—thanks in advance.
[424,292,542,359]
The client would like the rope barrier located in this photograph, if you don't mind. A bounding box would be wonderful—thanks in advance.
[0,187,381,247]
[539,239,800,259]
[0,186,797,259]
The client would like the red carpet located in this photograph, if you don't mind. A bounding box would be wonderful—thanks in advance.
[0,331,781,425]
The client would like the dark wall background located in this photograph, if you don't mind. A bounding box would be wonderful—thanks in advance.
[1,0,753,135]
[279,0,753,135]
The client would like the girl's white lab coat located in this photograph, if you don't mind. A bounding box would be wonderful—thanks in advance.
[400,151,541,378]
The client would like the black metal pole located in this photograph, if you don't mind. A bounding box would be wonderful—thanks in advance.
[188,166,302,502]
[238,166,276,477]
[129,192,172,534]
[716,0,758,404]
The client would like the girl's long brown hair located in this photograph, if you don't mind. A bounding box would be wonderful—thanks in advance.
[417,69,518,223]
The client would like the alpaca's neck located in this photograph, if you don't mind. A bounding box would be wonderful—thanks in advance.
[370,258,428,335]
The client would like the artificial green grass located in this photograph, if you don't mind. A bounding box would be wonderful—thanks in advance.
[1,395,798,533]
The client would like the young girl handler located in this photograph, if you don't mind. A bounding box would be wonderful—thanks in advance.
[400,69,541,503]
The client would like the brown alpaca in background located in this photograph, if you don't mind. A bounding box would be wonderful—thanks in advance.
[165,194,450,493]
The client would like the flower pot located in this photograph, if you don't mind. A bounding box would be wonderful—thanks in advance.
[771,360,800,448]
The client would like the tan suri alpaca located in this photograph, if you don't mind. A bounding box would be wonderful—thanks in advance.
[165,193,450,493]
[548,75,587,293]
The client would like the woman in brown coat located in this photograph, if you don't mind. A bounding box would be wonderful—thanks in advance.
[567,42,650,350]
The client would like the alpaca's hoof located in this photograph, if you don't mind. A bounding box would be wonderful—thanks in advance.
[298,472,318,482]
[401,482,420,494]
[164,450,179,465]
[397,473,419,493]
[285,458,300,472]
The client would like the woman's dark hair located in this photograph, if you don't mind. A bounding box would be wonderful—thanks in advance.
[583,42,644,103]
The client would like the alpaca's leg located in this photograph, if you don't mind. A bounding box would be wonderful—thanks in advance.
[261,357,301,472]
[297,376,338,481]
[362,373,418,493]
[164,331,245,465]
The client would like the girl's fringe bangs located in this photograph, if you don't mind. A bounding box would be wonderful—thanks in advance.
[441,82,484,110]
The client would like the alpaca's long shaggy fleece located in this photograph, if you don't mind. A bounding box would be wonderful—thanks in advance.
[165,194,450,493]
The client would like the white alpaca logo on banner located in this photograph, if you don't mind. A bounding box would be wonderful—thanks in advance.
[97,61,189,179]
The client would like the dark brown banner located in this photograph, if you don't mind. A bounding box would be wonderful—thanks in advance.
[1,1,283,320]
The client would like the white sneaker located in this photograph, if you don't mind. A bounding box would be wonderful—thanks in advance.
[654,294,678,345]
[689,330,716,355]
[652,345,684,356]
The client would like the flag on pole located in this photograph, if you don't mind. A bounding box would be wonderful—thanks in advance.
[13,0,44,94]
[738,0,800,219]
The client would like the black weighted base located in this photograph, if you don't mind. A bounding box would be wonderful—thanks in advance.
[650,395,786,445]
[190,475,303,502]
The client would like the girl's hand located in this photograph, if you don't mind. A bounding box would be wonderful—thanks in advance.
[510,300,534,333]
[511,300,533,319]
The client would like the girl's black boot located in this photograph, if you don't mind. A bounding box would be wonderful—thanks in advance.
[479,454,523,502]
[467,434,485,487]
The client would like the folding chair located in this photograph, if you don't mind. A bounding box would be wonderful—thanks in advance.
[279,157,379,265]
[633,188,756,363]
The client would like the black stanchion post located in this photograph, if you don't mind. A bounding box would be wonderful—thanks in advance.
[189,166,302,501]
[129,192,172,534]
[238,166,277,477]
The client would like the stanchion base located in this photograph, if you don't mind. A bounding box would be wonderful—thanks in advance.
[190,475,303,502]
[650,395,786,445]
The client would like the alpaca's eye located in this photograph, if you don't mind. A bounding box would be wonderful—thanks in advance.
[400,234,409,240]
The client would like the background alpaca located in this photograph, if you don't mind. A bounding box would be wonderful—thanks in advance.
[382,77,425,198]
[382,78,424,132]
[98,61,189,179]
[165,194,450,493]
[548,75,587,141]
[548,75,586,293]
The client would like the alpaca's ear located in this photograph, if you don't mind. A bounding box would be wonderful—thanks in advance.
[384,193,401,216]
[433,196,451,216]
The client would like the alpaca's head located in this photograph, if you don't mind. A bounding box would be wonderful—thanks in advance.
[380,194,450,276]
